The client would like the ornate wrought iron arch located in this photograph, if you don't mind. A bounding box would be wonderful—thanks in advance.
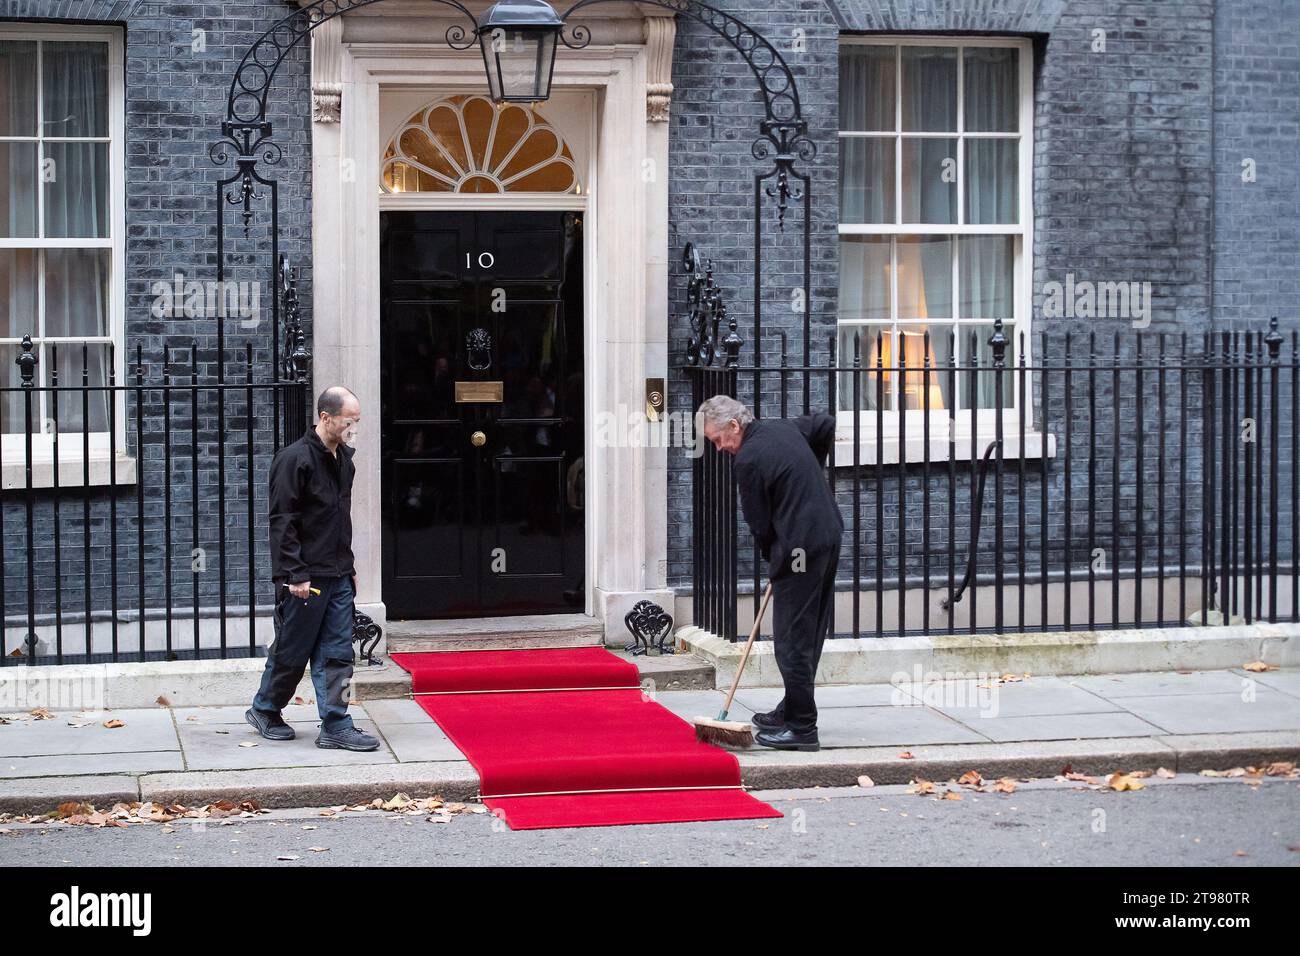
[209,0,816,403]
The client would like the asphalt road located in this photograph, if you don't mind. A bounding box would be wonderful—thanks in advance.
[3,776,1297,867]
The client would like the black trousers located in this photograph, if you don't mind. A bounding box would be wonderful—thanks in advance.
[769,541,840,734]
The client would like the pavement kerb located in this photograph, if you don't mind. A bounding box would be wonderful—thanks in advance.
[3,734,1296,817]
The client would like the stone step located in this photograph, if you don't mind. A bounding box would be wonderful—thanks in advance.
[383,613,604,654]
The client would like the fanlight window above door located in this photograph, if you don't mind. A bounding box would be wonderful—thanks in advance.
[382,94,580,194]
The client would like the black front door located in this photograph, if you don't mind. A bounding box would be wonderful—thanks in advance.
[380,210,584,618]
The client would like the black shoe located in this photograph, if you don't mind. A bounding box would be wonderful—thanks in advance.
[751,709,784,732]
[316,726,380,752]
[755,726,820,752]
[245,707,295,741]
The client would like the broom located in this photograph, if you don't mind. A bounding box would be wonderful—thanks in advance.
[693,580,774,748]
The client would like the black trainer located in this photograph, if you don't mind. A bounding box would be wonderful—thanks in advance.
[316,726,380,752]
[755,726,820,752]
[751,709,784,731]
[245,707,295,741]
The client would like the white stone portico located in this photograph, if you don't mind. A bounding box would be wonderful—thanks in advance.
[307,2,677,638]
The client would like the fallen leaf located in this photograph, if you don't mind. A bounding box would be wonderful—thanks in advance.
[991,779,1017,794]
[103,719,125,729]
[1242,661,1276,672]
[156,695,171,707]
[1265,761,1295,776]
[30,708,53,720]
[941,791,963,801]
[957,771,983,787]
[898,751,915,760]
[1157,767,1176,778]
[1107,772,1146,792]
[856,775,874,788]
[906,779,936,796]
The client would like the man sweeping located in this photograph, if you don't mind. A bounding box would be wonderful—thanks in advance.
[699,396,843,752]
[246,385,380,751]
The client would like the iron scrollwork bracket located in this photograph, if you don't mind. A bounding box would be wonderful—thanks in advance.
[683,242,741,368]
[279,255,311,384]
[352,607,384,665]
[624,600,675,656]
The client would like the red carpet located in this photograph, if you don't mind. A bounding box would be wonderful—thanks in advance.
[391,647,781,830]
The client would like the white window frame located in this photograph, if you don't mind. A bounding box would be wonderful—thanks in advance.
[0,24,130,487]
[836,35,1051,463]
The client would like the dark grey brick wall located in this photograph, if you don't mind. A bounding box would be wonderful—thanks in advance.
[1212,0,1300,326]
[666,0,1294,628]
[1,0,311,646]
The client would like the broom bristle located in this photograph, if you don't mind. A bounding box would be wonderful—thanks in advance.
[693,716,754,748]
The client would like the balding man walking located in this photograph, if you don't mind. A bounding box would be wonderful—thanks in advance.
[699,395,843,752]
[247,386,379,751]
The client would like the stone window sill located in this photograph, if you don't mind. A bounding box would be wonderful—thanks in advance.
[832,430,1056,467]
[1,454,138,491]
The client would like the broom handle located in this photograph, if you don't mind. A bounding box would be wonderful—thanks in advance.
[721,580,774,715]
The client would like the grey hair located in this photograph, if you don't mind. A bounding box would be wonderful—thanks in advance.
[697,395,753,431]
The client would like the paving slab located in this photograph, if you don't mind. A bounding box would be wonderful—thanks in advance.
[1228,668,1300,699]
[1067,670,1248,698]
[731,683,904,710]
[652,690,755,724]
[916,676,1122,720]
[177,719,395,771]
[1112,689,1300,735]
[948,711,1170,743]
[0,708,178,758]
[359,698,430,725]
[372,720,466,763]
[0,751,184,779]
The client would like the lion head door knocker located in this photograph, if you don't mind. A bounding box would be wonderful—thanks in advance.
[466,328,492,371]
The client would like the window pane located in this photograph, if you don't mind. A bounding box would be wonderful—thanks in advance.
[42,41,108,138]
[52,342,110,431]
[897,236,952,320]
[838,236,890,322]
[0,248,38,338]
[965,139,1018,224]
[898,325,952,412]
[839,137,894,223]
[0,142,38,237]
[44,247,110,337]
[964,47,1018,133]
[1,345,35,434]
[0,40,38,136]
[839,45,895,131]
[43,141,109,237]
[958,236,1014,319]
[966,324,1015,410]
[838,326,894,412]
[901,46,956,132]
[901,137,957,223]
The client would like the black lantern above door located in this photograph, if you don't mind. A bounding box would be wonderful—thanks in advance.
[477,0,563,103]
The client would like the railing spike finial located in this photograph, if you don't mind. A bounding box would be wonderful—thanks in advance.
[1265,315,1283,361]
[15,334,37,387]
[990,316,1007,368]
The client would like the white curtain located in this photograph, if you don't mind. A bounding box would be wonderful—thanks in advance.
[42,42,110,432]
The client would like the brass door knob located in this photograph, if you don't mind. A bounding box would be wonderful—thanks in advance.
[470,430,486,447]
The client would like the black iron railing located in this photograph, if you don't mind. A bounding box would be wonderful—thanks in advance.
[683,317,1299,640]
[0,338,309,666]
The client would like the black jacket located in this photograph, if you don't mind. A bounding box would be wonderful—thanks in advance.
[734,413,843,579]
[269,427,356,584]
